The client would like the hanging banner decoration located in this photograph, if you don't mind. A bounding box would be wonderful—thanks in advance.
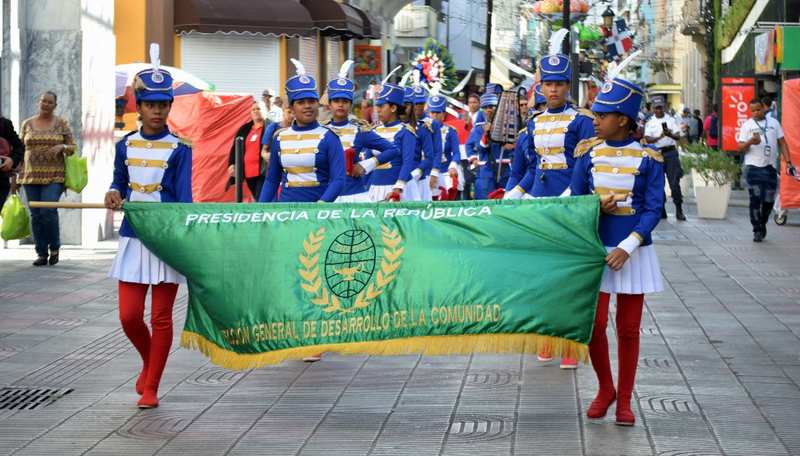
[123,198,607,370]
[754,30,775,75]
[353,45,382,76]
[779,78,800,209]
[604,18,634,61]
[721,78,755,152]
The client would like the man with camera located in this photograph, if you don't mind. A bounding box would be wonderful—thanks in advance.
[737,98,795,242]
[644,98,686,221]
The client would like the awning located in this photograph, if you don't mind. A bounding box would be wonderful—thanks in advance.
[352,8,382,39]
[174,0,314,37]
[300,0,364,39]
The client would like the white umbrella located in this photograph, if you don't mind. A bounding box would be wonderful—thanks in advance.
[115,63,215,98]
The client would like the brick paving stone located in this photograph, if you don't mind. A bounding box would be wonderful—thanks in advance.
[1,206,799,455]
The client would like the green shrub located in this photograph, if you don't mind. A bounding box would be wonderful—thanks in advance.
[680,142,741,186]
[716,0,756,50]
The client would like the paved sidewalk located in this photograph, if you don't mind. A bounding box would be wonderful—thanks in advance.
[0,206,799,456]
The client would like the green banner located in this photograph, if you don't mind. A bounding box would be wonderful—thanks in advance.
[124,197,606,369]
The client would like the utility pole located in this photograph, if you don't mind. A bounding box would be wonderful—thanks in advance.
[562,0,579,102]
[484,0,493,85]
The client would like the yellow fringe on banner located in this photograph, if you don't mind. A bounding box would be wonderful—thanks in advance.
[181,331,589,371]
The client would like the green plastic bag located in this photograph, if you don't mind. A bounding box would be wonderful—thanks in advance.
[1,194,31,241]
[64,153,88,193]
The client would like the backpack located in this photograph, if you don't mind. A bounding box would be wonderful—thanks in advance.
[708,114,718,139]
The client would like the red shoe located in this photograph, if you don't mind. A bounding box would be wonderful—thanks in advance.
[137,389,159,409]
[586,390,616,419]
[615,401,635,426]
[135,369,148,395]
[560,357,578,369]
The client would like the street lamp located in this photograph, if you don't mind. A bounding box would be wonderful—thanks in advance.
[602,5,615,28]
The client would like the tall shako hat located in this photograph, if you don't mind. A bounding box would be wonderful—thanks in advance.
[327,60,355,102]
[375,65,405,106]
[427,83,446,113]
[590,51,644,121]
[134,43,174,103]
[286,58,319,103]
[540,29,571,82]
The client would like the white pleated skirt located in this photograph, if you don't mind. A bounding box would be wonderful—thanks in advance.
[368,183,421,202]
[109,237,185,285]
[417,177,432,201]
[600,245,663,295]
[335,192,372,203]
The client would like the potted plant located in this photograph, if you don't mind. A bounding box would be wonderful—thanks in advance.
[680,142,740,219]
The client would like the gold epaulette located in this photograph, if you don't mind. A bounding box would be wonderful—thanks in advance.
[518,127,527,136]
[526,110,544,122]
[645,146,664,163]
[404,124,417,136]
[573,137,603,158]
[322,125,341,136]
[422,118,434,132]
[273,127,288,139]
[352,118,374,133]
[576,107,595,119]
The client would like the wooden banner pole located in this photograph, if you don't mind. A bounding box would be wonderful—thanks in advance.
[28,202,107,209]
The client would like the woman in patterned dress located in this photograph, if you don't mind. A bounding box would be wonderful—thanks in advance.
[18,91,77,266]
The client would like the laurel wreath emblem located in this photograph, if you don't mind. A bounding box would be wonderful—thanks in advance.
[298,225,403,314]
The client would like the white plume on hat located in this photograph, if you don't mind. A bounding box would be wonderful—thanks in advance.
[338,60,354,80]
[606,50,642,82]
[548,29,569,56]
[290,58,307,77]
[381,65,402,86]
[149,43,161,77]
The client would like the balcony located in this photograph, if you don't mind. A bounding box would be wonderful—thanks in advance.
[394,5,438,38]
[681,0,706,36]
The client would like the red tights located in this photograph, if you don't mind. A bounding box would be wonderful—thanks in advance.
[588,292,644,422]
[118,281,178,406]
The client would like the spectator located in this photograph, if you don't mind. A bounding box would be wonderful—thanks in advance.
[261,89,283,123]
[228,103,267,199]
[18,91,76,266]
[0,116,24,208]
[360,98,373,122]
[644,99,685,221]
[736,98,795,242]
[704,104,719,149]
[273,96,284,110]
[466,93,480,125]
[642,102,653,122]
[693,109,704,141]
[684,108,701,143]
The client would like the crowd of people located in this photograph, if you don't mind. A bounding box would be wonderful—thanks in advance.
[95,43,676,427]
[0,38,793,426]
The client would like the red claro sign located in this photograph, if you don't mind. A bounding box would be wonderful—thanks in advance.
[721,78,755,152]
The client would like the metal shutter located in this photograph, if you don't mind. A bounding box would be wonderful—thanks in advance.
[298,36,319,81]
[180,33,280,100]
[326,38,341,82]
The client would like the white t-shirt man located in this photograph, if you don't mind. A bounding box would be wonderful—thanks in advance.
[737,116,784,168]
[644,114,681,149]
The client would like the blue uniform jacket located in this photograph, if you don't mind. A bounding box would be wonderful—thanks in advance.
[437,125,461,174]
[110,129,193,238]
[366,121,418,187]
[517,103,595,197]
[570,137,665,248]
[258,121,346,203]
[325,119,398,196]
